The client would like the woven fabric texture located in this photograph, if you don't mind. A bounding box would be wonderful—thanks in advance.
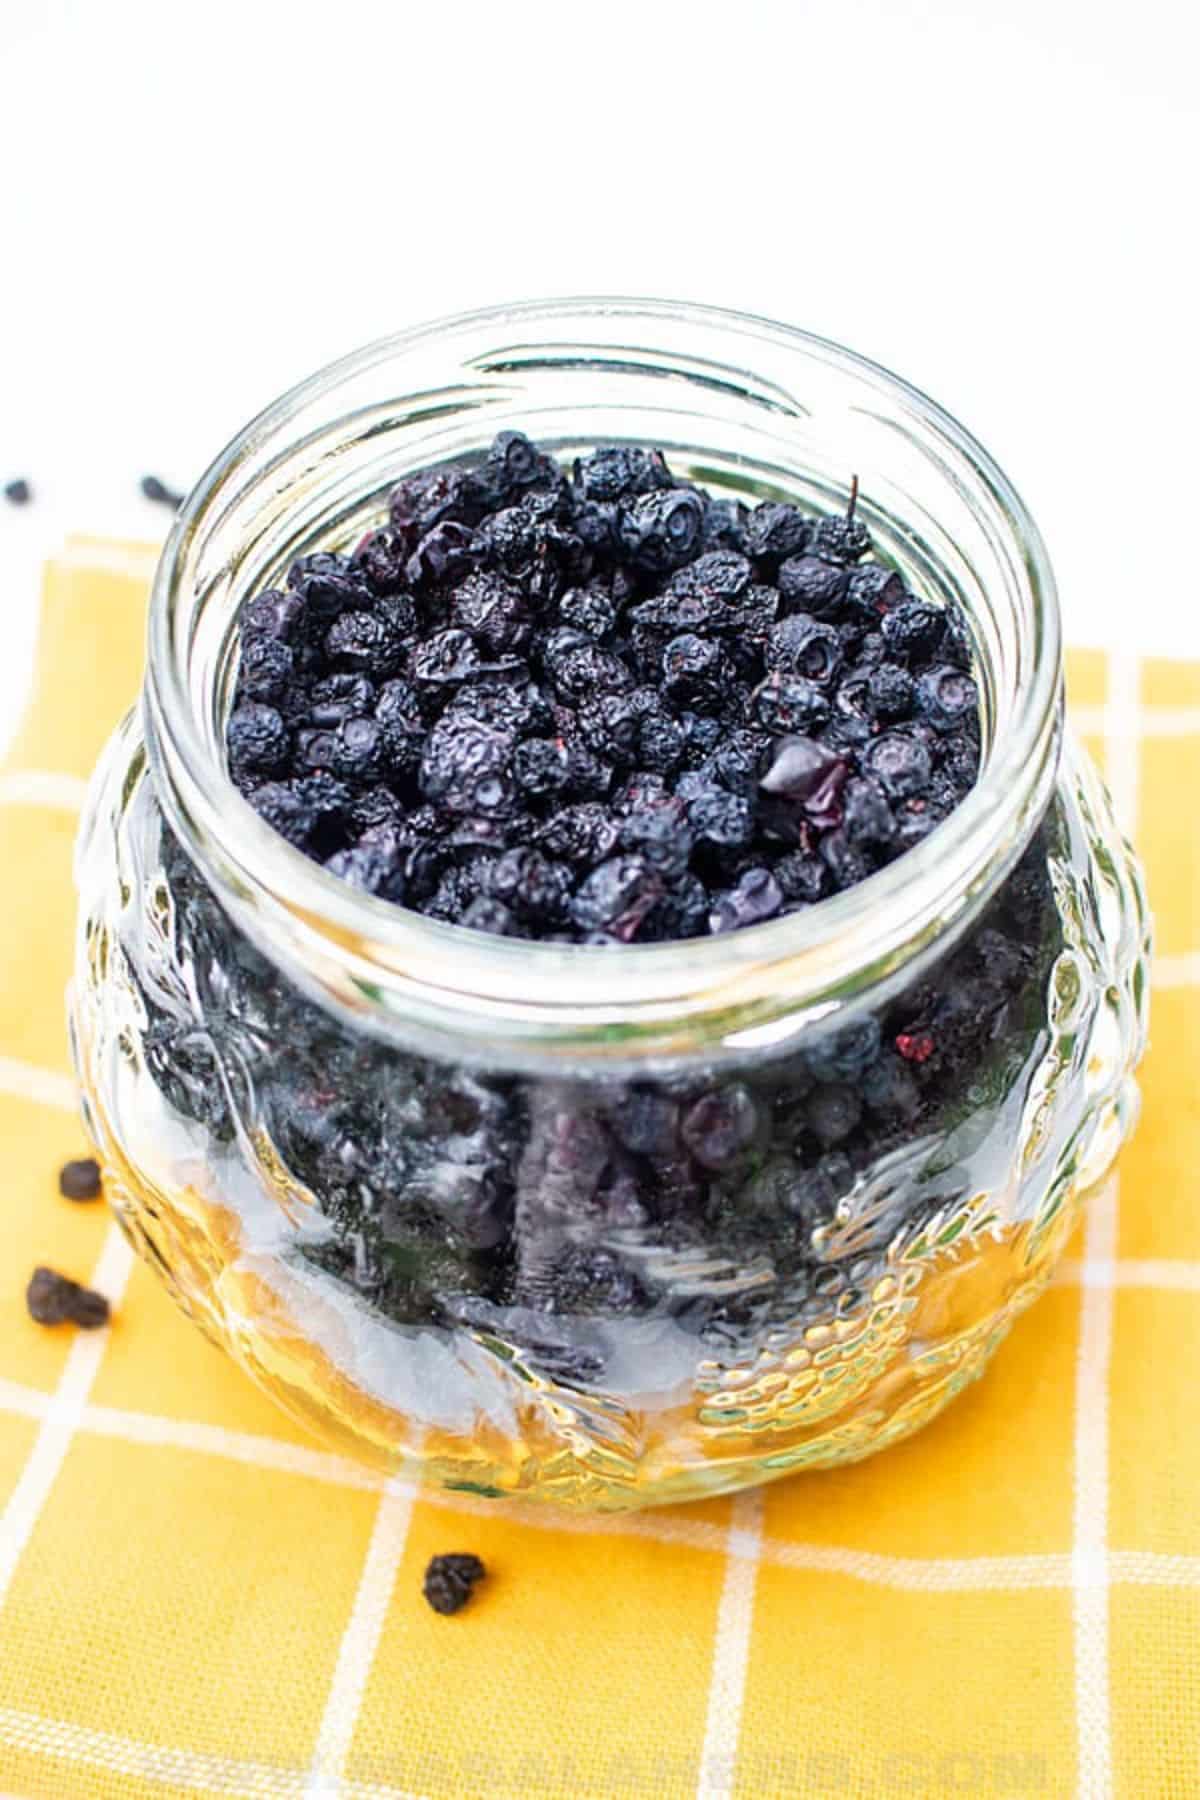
[0,544,1194,1798]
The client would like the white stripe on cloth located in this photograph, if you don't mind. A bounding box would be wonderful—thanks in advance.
[1072,1176,1120,1800]
[1154,952,1200,989]
[0,1703,424,1799]
[1071,703,1200,740]
[305,1477,417,1798]
[0,770,89,813]
[696,1489,764,1800]
[0,1057,77,1114]
[1070,650,1139,1800]
[0,1379,50,1421]
[0,1223,134,1611]
[1103,652,1141,843]
[0,1371,1195,1592]
[1109,1551,1200,1586]
[56,539,162,580]
[1057,1258,1200,1293]
[83,1404,387,1494]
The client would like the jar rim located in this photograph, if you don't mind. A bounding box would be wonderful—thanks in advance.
[144,296,1062,1069]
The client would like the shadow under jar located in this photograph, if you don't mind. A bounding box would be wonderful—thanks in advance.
[70,300,1150,1509]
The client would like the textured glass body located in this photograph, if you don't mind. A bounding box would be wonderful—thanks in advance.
[69,304,1149,1508]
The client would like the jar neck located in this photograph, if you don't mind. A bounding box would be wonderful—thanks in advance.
[143,298,1063,1076]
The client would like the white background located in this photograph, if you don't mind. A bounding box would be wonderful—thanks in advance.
[1,0,1197,749]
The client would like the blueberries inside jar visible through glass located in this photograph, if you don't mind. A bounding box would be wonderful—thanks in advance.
[225,435,983,939]
[143,815,1062,1361]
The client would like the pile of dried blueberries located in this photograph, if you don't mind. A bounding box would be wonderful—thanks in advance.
[227,436,981,943]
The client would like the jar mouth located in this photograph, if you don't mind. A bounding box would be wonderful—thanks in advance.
[144,296,1062,1070]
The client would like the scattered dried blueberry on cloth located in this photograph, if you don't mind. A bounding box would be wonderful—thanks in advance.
[26,1267,110,1329]
[423,1553,486,1615]
[58,1157,102,1201]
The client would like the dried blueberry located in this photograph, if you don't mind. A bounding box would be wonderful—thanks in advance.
[650,871,710,940]
[487,429,543,494]
[681,1086,760,1169]
[705,728,771,798]
[420,716,515,816]
[485,848,572,925]
[777,555,849,617]
[411,628,483,689]
[309,674,377,727]
[569,855,663,941]
[618,799,694,880]
[774,849,830,904]
[742,501,810,564]
[867,663,915,721]
[451,571,530,655]
[684,785,755,851]
[543,629,632,703]
[765,615,843,684]
[423,1552,486,1616]
[559,584,616,639]
[916,665,979,733]
[248,778,346,851]
[752,673,830,734]
[227,703,290,777]
[637,707,688,775]
[578,691,642,764]
[236,636,296,705]
[390,465,488,537]
[610,1090,680,1156]
[709,868,784,933]
[821,828,874,889]
[326,609,407,677]
[514,736,571,799]
[325,831,404,898]
[862,1056,922,1121]
[574,446,670,502]
[332,717,386,782]
[535,803,619,867]
[351,526,410,593]
[241,588,305,642]
[58,1158,102,1201]
[846,562,906,616]
[661,634,725,710]
[289,552,373,617]
[461,896,520,936]
[700,495,748,548]
[26,1266,109,1329]
[804,1082,864,1147]
[807,1017,882,1084]
[406,521,478,589]
[861,731,933,800]
[618,489,704,572]
[810,509,870,566]
[842,777,897,849]
[881,599,945,664]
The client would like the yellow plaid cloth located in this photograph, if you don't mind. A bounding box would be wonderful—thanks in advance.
[0,541,1195,1800]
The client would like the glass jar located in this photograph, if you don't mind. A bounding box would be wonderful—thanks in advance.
[70,300,1149,1510]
